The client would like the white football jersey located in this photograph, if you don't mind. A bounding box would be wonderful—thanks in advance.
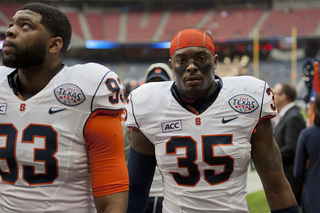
[126,76,276,213]
[0,63,125,213]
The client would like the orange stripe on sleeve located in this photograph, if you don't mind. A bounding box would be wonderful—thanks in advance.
[84,113,129,197]
[252,115,275,136]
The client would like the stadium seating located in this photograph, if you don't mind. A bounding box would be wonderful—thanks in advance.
[64,11,84,39]
[0,4,319,42]
[85,10,122,41]
[203,9,264,40]
[85,12,105,40]
[259,8,320,38]
[159,9,208,41]
[0,4,21,24]
[126,9,164,42]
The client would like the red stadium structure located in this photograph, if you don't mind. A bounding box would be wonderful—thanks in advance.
[0,0,319,90]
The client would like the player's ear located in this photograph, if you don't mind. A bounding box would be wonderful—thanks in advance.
[213,54,219,69]
[169,59,173,70]
[48,37,63,54]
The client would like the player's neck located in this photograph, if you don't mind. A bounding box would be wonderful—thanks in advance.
[171,78,221,115]
[15,63,63,100]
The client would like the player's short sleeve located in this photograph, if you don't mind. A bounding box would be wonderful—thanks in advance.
[123,82,166,129]
[73,63,125,114]
[124,91,139,129]
[260,81,277,119]
[93,71,125,114]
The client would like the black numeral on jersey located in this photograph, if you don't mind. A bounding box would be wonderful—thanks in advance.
[105,78,124,104]
[266,87,277,111]
[0,124,58,185]
[166,135,234,187]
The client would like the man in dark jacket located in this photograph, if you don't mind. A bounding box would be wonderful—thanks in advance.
[273,82,306,205]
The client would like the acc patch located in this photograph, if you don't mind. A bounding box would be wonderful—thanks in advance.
[161,120,182,133]
[228,94,259,114]
[54,83,86,106]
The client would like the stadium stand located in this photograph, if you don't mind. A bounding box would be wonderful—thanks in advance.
[85,12,105,40]
[159,9,208,41]
[103,11,122,41]
[0,4,21,27]
[0,4,21,20]
[0,3,319,43]
[64,11,85,39]
[83,10,122,41]
[259,8,320,38]
[126,9,164,42]
[203,9,264,40]
[0,1,319,91]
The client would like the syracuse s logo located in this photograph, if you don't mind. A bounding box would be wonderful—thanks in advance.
[0,103,7,115]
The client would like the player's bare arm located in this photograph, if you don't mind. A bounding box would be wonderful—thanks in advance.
[251,119,297,211]
[131,128,155,155]
[94,191,128,213]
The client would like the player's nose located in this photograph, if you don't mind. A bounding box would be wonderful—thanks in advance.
[186,61,199,73]
[5,26,16,38]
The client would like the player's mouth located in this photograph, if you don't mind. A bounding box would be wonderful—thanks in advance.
[2,41,15,53]
[185,76,202,85]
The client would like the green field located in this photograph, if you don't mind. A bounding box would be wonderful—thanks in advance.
[247,190,270,213]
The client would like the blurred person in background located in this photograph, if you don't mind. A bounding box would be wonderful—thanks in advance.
[294,93,320,213]
[144,62,174,83]
[143,62,174,213]
[125,28,299,213]
[273,82,306,205]
[0,3,128,212]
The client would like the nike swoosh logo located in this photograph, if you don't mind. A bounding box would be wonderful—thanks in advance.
[222,117,238,124]
[49,107,66,114]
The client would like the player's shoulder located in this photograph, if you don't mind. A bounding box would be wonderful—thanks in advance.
[68,62,109,71]
[61,63,119,88]
[66,62,115,78]
[130,81,173,105]
[132,81,172,95]
[126,81,173,122]
[0,66,15,78]
[221,75,268,93]
[132,81,171,95]
[222,75,266,85]
[0,66,15,85]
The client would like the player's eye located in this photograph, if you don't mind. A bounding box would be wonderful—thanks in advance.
[198,56,207,62]
[22,23,31,29]
[177,58,186,63]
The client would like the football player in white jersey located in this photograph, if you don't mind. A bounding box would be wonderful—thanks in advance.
[125,28,299,212]
[0,3,128,213]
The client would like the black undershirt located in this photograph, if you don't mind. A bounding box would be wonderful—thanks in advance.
[7,64,64,100]
[171,76,222,115]
[7,69,20,96]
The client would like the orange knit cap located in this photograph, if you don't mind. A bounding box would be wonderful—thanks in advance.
[170,28,214,57]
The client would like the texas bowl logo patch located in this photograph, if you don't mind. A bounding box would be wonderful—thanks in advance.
[54,83,86,106]
[228,94,259,114]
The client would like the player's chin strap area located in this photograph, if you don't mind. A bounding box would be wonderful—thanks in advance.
[170,78,221,115]
[7,69,20,96]
[271,203,299,213]
[7,69,32,101]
